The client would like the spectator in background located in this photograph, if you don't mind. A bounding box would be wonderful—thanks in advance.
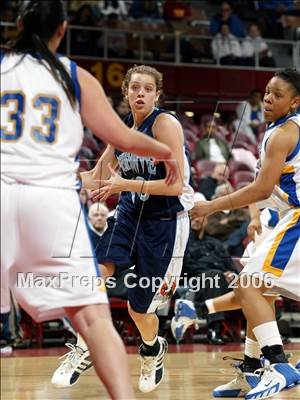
[193,118,232,163]
[116,98,130,118]
[129,0,161,22]
[98,0,127,20]
[281,2,300,40]
[234,89,265,142]
[98,13,134,59]
[163,0,191,30]
[87,202,109,251]
[198,162,230,200]
[70,4,98,56]
[68,1,97,13]
[0,5,17,43]
[210,1,245,38]
[255,0,294,38]
[241,23,276,67]
[211,22,242,65]
[206,183,250,257]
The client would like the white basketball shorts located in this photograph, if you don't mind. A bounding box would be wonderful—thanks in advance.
[242,208,300,301]
[1,180,107,322]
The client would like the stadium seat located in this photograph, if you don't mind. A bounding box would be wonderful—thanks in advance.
[233,170,255,184]
[229,160,254,173]
[235,181,252,190]
[193,160,216,178]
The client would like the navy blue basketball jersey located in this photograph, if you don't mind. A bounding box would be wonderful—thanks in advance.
[115,107,194,218]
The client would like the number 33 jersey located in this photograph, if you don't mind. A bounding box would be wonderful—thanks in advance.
[1,52,83,189]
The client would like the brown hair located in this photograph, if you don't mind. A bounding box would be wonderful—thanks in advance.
[121,64,163,97]
[4,0,76,108]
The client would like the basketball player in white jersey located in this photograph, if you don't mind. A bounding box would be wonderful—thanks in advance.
[172,205,284,396]
[190,69,300,399]
[0,2,178,398]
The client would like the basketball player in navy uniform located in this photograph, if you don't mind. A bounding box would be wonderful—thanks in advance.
[52,65,194,393]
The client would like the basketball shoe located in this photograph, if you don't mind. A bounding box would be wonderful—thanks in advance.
[245,358,300,399]
[138,336,168,392]
[171,299,198,343]
[51,343,92,387]
[0,342,13,356]
[213,358,261,398]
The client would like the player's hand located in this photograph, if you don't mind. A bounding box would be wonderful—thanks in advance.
[224,271,236,284]
[189,201,215,219]
[91,164,124,201]
[247,217,262,242]
[80,170,99,190]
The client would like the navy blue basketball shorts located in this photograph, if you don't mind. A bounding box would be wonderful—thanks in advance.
[96,209,190,313]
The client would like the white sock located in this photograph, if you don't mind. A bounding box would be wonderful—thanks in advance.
[205,299,216,314]
[253,321,282,349]
[245,336,260,359]
[76,333,88,351]
[142,335,158,347]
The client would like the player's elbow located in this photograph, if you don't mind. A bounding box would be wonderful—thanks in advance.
[111,135,131,153]
[257,186,273,201]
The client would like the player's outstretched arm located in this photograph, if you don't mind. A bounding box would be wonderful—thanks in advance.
[190,121,298,218]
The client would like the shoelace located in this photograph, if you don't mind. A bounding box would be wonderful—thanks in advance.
[219,356,258,378]
[141,356,156,379]
[253,361,274,386]
[58,343,84,372]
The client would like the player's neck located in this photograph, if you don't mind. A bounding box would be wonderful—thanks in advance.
[48,38,59,54]
[132,107,155,129]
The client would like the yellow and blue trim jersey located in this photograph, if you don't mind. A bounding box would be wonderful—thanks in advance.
[258,113,300,212]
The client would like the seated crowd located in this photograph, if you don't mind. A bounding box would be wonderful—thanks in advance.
[2,1,299,64]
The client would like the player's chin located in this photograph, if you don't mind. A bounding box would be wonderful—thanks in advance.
[263,111,274,121]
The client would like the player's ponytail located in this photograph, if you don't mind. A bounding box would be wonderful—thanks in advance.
[5,0,76,108]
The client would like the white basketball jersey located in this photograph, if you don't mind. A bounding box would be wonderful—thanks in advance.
[1,53,83,189]
[257,113,300,212]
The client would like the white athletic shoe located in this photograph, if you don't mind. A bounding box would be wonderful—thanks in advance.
[245,359,300,399]
[0,343,13,356]
[51,343,92,388]
[171,299,198,343]
[138,337,168,393]
[213,359,261,398]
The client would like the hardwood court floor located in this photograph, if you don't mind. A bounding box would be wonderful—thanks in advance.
[1,344,300,400]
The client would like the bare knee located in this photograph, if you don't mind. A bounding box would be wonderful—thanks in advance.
[66,303,112,332]
[234,274,267,302]
[128,303,145,322]
[100,262,116,278]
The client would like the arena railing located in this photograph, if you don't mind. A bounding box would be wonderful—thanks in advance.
[1,21,299,70]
